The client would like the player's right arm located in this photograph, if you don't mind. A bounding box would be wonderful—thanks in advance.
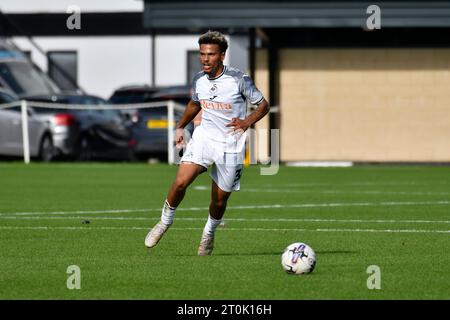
[174,100,201,148]
[193,110,202,127]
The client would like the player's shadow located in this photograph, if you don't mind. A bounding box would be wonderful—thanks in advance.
[163,250,358,257]
[168,251,281,257]
[213,251,281,257]
[315,250,358,255]
[213,250,358,256]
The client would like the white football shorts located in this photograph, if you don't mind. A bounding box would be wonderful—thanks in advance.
[180,126,245,192]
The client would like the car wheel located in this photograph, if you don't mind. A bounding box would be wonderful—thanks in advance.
[39,135,55,162]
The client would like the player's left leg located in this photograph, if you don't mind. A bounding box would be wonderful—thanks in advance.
[198,180,232,256]
[145,162,205,249]
[197,146,244,255]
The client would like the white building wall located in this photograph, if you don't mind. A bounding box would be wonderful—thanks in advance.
[154,35,198,87]
[228,35,249,74]
[12,36,152,99]
[2,1,247,99]
[0,0,143,13]
[155,35,231,87]
[12,34,235,98]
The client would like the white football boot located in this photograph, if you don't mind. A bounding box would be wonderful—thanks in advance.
[144,221,171,248]
[197,232,215,256]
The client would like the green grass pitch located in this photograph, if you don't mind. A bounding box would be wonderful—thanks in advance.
[0,162,449,299]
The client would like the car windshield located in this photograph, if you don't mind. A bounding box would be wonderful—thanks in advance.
[64,96,105,105]
[31,107,83,115]
[109,91,155,104]
[30,96,121,118]
[0,61,60,96]
[0,91,16,103]
[150,96,190,105]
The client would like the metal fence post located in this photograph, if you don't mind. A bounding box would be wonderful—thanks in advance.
[21,100,30,164]
[167,100,175,165]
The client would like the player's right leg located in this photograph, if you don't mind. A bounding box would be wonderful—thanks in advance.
[145,162,205,248]
[166,162,206,208]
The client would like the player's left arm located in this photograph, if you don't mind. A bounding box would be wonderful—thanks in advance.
[226,99,269,133]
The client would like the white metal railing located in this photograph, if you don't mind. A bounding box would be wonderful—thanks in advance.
[0,99,186,164]
[0,100,279,165]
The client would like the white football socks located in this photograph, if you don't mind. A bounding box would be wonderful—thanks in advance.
[160,199,176,226]
[203,215,222,236]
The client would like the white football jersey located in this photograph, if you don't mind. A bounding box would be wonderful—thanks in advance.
[191,66,264,147]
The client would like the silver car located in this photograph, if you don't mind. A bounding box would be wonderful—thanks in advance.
[26,93,134,161]
[0,89,54,161]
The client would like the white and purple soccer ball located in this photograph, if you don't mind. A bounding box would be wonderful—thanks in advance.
[281,242,316,275]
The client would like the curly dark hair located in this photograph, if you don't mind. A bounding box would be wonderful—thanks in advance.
[198,30,228,53]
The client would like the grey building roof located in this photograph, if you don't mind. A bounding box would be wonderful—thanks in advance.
[143,1,450,28]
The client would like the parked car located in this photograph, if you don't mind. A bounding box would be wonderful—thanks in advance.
[0,88,55,161]
[0,87,17,103]
[108,84,161,123]
[108,84,160,105]
[108,85,193,159]
[24,93,134,161]
[0,38,60,97]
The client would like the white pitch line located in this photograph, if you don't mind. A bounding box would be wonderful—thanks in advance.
[250,182,424,188]
[323,191,450,196]
[247,189,450,196]
[8,209,153,216]
[2,200,450,217]
[0,226,448,234]
[194,186,450,196]
[282,182,450,187]
[1,216,449,224]
[312,228,450,234]
[0,226,147,231]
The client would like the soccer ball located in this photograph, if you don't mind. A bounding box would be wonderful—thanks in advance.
[281,242,316,275]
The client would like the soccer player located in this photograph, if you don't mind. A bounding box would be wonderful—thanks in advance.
[145,30,269,255]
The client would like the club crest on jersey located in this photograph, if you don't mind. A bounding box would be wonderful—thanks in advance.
[209,84,218,95]
[208,84,219,100]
